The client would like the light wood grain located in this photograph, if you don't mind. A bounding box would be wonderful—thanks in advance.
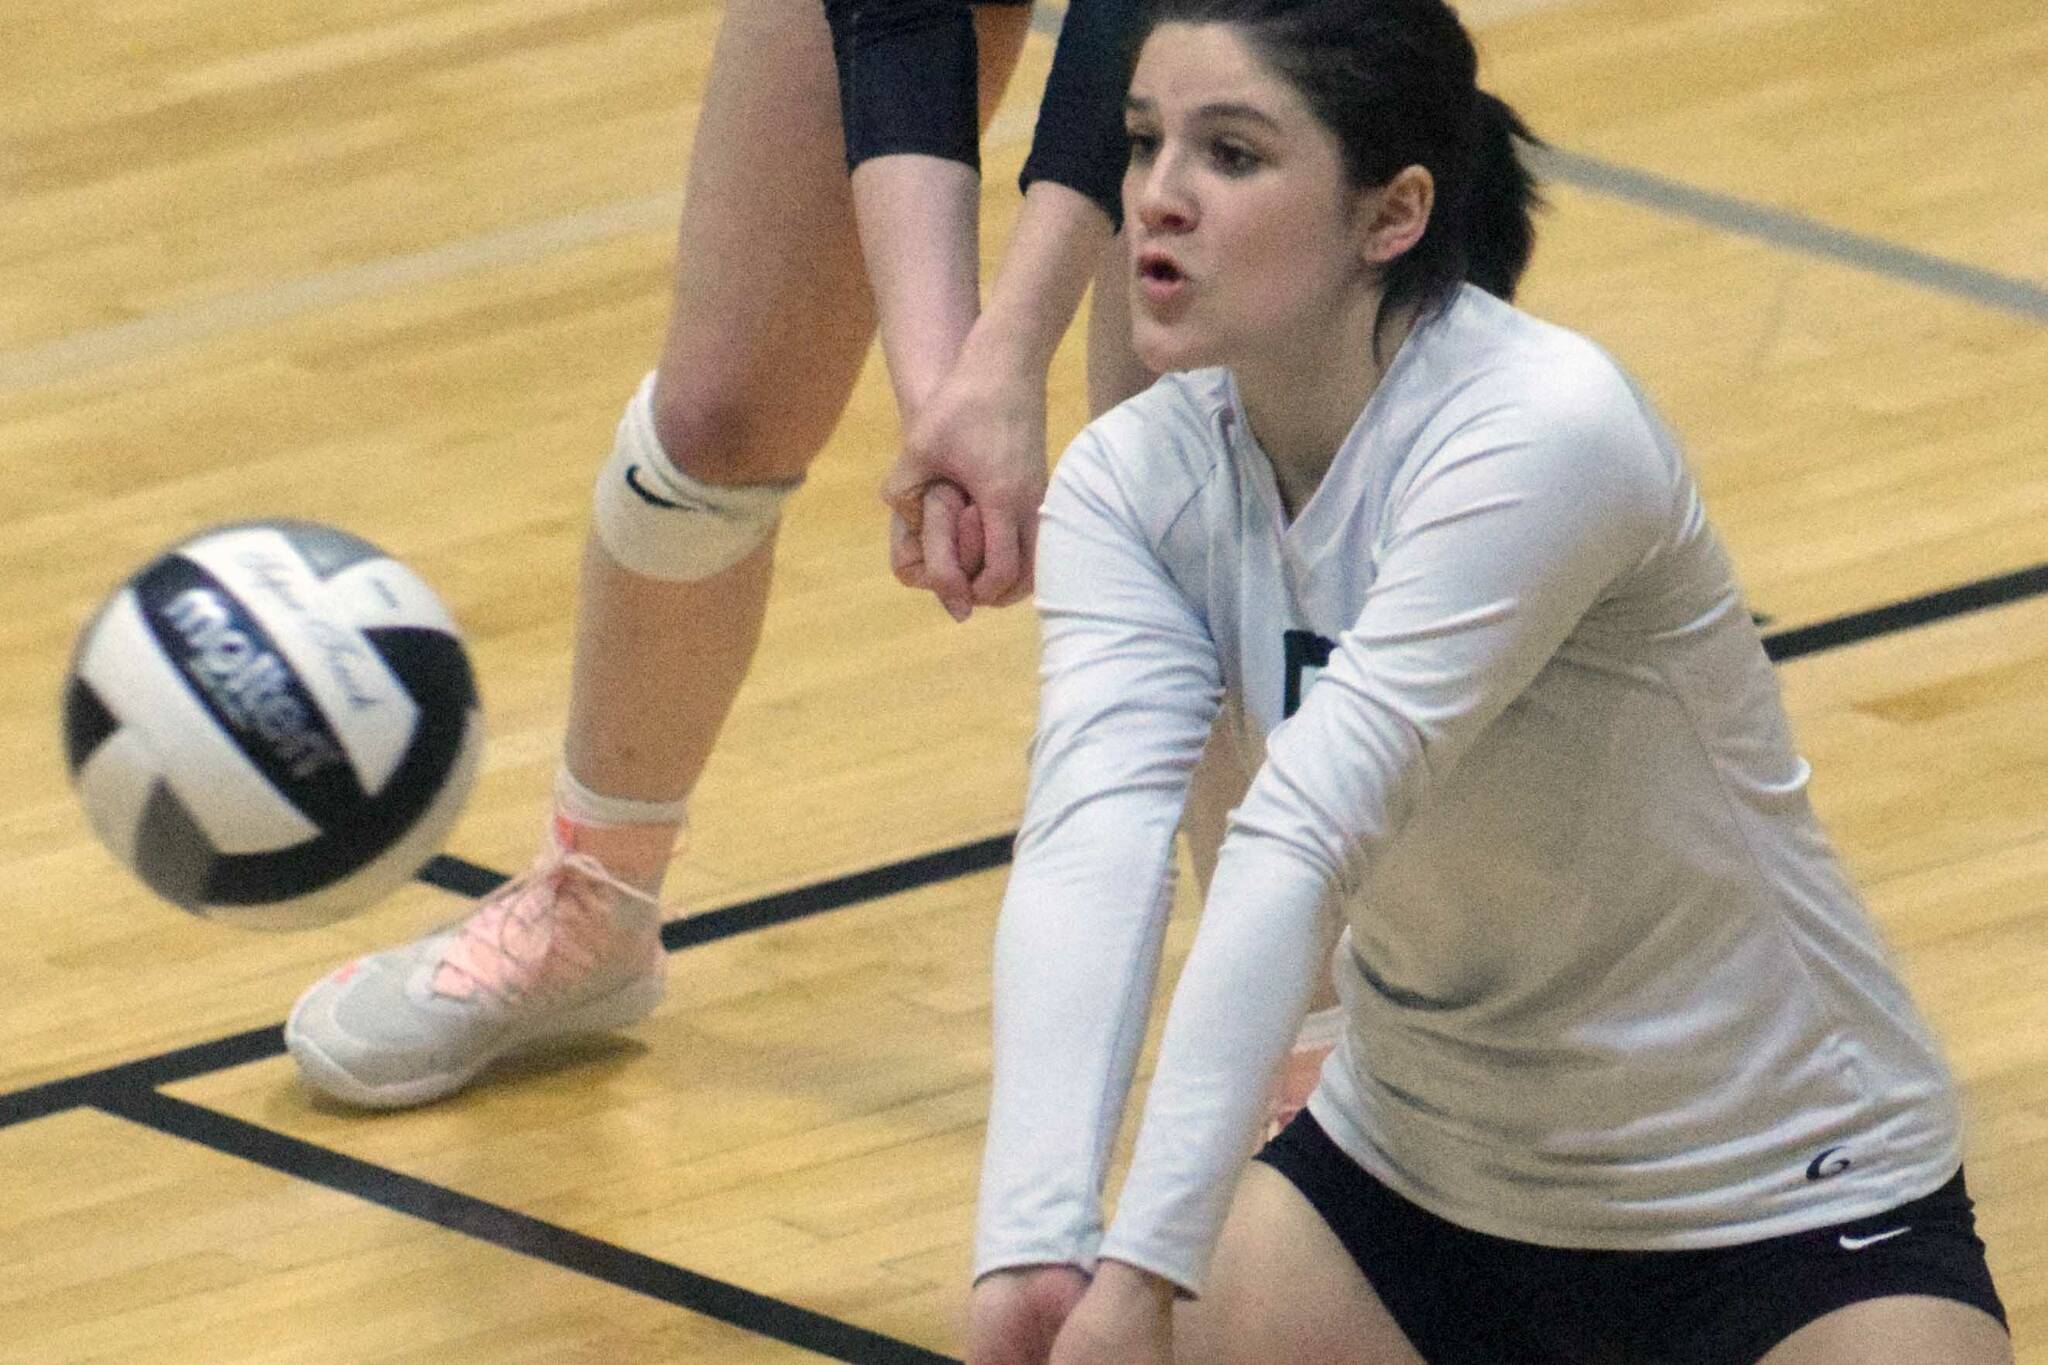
[0,0,2042,1358]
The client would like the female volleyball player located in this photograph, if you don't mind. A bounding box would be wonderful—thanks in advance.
[969,0,2011,1361]
[282,0,1169,1108]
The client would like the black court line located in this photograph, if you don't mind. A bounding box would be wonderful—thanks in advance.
[416,852,508,898]
[5,561,2042,1360]
[5,561,2042,1132]
[92,1088,958,1365]
[660,835,1013,951]
[0,1024,285,1129]
[413,833,1017,951]
[1762,563,2048,662]
[2,837,1017,1132]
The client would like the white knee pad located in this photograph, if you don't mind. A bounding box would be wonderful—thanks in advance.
[592,373,801,582]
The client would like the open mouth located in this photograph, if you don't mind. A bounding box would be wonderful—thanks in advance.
[1136,250,1185,285]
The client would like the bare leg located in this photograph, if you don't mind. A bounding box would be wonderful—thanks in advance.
[281,11,1049,1104]
[1176,1162,1425,1365]
[1757,1295,2011,1364]
[564,1,1033,831]
[1086,229,1157,417]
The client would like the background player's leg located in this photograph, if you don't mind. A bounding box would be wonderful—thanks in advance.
[1085,230,1157,417]
[286,0,1032,1108]
[564,0,1033,857]
[1756,1296,2011,1364]
[1175,1162,1424,1365]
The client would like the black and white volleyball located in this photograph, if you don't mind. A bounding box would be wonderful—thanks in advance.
[63,520,483,930]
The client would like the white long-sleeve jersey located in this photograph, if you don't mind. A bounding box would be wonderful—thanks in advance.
[975,286,1961,1294]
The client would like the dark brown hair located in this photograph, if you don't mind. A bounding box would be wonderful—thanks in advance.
[1136,0,1543,343]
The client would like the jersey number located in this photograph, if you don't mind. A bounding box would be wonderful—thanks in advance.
[1283,630,1336,718]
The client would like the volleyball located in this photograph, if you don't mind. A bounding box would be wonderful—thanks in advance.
[62,520,484,931]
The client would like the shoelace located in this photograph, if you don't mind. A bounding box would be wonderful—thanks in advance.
[431,846,662,1005]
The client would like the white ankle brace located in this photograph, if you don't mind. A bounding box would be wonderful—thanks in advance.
[555,766,688,829]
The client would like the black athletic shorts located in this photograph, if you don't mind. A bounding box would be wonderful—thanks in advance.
[1257,1113,2006,1364]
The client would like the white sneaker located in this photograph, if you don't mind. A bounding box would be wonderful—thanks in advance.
[286,825,668,1109]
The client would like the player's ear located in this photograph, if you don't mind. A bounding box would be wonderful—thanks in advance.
[1357,165,1433,266]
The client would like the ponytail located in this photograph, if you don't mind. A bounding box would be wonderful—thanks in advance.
[1372,85,1543,353]
[1461,92,1543,302]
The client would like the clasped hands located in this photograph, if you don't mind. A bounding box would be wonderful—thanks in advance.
[880,348,1048,623]
[967,1262,1178,1365]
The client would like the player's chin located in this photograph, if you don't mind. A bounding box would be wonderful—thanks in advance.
[1130,320,1214,376]
[1130,331,1204,374]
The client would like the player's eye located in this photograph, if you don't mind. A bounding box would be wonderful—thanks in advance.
[1125,127,1161,164]
[1210,139,1261,175]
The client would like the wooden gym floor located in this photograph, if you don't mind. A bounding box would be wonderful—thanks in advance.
[2,0,2044,1358]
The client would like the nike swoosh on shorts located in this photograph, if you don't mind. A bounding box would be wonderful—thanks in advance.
[1838,1226,1912,1251]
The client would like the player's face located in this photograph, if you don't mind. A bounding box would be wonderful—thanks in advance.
[1122,23,1375,377]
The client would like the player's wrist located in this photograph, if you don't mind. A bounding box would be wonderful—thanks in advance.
[959,300,1063,379]
[1089,1260,1177,1312]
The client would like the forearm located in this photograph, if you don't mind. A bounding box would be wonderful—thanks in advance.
[964,179,1115,379]
[849,153,983,417]
[825,0,984,418]
[864,175,1107,427]
[977,796,1184,1276]
[977,455,1224,1275]
[1097,838,1334,1292]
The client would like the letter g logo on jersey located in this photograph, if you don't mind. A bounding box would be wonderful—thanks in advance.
[1805,1146,1853,1181]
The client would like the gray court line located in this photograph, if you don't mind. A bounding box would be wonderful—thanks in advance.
[4,143,2043,395]
[1530,145,2048,324]
[0,193,681,394]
